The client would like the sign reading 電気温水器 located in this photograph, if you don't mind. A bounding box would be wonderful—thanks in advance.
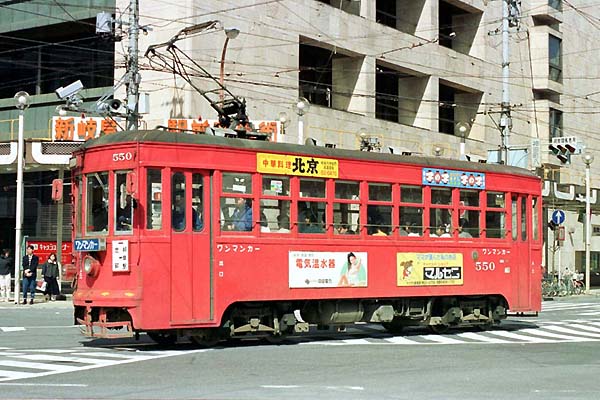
[257,153,338,178]
[289,251,367,288]
[422,168,485,189]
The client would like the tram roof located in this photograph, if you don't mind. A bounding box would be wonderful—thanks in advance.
[81,129,538,179]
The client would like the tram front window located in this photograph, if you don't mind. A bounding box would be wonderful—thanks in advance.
[86,172,108,234]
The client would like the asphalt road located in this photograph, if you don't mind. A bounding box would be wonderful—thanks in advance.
[1,297,600,399]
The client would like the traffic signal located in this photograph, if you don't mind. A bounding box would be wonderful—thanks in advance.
[548,143,575,164]
[548,220,557,231]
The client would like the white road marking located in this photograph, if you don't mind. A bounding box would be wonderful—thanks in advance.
[455,332,513,344]
[541,325,600,338]
[384,336,421,345]
[485,330,555,343]
[419,334,464,344]
[519,328,591,342]
[0,383,87,387]
[261,385,301,389]
[0,327,25,332]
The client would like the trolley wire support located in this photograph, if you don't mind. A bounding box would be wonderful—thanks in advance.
[144,21,257,138]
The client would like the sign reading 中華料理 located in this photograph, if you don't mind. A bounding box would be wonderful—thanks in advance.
[257,153,338,178]
[289,251,367,288]
[422,168,485,189]
[397,253,463,286]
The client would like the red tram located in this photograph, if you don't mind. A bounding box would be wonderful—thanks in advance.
[72,130,542,345]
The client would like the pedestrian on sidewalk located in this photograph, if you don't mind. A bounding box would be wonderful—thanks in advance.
[22,245,39,305]
[42,252,60,301]
[0,249,13,302]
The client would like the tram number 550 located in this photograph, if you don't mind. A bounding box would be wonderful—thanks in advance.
[475,261,496,271]
[112,152,133,162]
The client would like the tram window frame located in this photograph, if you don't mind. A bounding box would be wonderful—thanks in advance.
[115,171,134,235]
[85,172,109,236]
[334,180,361,236]
[485,191,507,239]
[75,175,82,237]
[220,172,254,233]
[146,169,163,231]
[260,175,291,234]
[520,195,528,241]
[192,173,204,232]
[429,187,453,238]
[298,178,327,235]
[532,196,540,241]
[511,194,518,241]
[171,172,186,232]
[399,185,423,237]
[458,189,481,238]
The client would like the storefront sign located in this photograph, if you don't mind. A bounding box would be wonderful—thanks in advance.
[397,252,463,286]
[52,116,123,141]
[422,168,485,189]
[258,153,338,178]
[289,251,367,288]
[26,240,73,265]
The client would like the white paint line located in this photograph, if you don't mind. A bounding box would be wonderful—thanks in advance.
[418,335,464,344]
[541,325,600,338]
[0,327,25,332]
[384,336,421,345]
[13,354,121,365]
[340,338,372,345]
[261,385,301,389]
[19,349,76,354]
[69,351,156,360]
[325,386,364,391]
[566,324,600,333]
[577,311,600,316]
[520,328,591,341]
[455,332,513,343]
[0,383,87,387]
[0,370,37,379]
[542,303,597,311]
[0,360,78,372]
[485,330,554,343]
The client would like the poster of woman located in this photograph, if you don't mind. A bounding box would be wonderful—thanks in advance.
[288,251,368,288]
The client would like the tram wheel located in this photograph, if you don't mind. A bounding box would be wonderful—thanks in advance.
[428,324,450,334]
[382,320,404,334]
[189,330,220,348]
[147,331,177,345]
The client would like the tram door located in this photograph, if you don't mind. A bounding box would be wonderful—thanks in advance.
[512,194,531,309]
[170,171,211,323]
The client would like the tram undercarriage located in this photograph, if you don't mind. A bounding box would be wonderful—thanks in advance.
[75,295,508,346]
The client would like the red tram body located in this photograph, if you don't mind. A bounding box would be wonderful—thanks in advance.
[72,130,542,344]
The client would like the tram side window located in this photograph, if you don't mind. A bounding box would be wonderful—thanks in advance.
[221,173,253,232]
[366,183,392,236]
[430,188,452,237]
[458,190,480,238]
[511,194,518,241]
[334,181,360,235]
[520,195,527,241]
[86,172,108,234]
[172,172,186,232]
[486,192,506,239]
[146,169,162,230]
[298,178,326,234]
[399,185,423,236]
[532,197,539,241]
[192,174,204,231]
[261,175,290,233]
[115,172,134,234]
[75,176,82,236]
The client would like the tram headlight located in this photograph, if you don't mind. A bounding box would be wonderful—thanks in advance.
[83,255,100,277]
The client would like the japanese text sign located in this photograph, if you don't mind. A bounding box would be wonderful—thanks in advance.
[397,253,463,286]
[52,116,122,141]
[422,168,485,189]
[257,153,338,178]
[289,251,368,288]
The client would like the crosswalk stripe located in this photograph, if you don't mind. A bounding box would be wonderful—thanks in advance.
[0,370,38,379]
[383,336,421,345]
[455,332,513,343]
[541,325,600,338]
[567,324,600,333]
[519,328,591,341]
[485,330,555,343]
[0,360,78,372]
[418,334,464,344]
[13,354,124,365]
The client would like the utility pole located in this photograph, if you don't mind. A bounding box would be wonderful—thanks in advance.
[500,0,520,165]
[126,0,140,131]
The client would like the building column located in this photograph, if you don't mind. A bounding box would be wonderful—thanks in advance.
[413,75,438,131]
[332,56,375,118]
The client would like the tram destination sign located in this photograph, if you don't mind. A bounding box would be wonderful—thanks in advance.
[73,238,106,252]
[257,153,338,178]
[422,168,485,189]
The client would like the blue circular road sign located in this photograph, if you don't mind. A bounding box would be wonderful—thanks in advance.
[551,209,565,225]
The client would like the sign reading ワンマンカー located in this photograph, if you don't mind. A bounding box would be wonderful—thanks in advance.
[397,253,464,286]
[257,153,338,178]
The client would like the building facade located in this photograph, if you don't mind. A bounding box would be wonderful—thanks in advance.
[1,0,599,281]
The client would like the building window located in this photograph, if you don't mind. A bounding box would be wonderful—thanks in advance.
[375,64,399,122]
[550,108,562,138]
[549,0,562,12]
[299,43,332,107]
[439,84,455,135]
[549,35,562,82]
[376,0,397,29]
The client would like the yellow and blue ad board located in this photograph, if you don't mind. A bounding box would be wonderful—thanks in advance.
[397,253,464,286]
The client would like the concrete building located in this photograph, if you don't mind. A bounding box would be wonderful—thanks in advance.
[1,0,599,282]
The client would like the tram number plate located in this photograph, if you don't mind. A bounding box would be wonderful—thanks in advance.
[74,238,106,252]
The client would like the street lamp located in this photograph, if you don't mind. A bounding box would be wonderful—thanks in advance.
[584,152,594,293]
[455,121,470,161]
[278,111,289,142]
[219,26,240,104]
[296,97,310,145]
[14,91,30,304]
